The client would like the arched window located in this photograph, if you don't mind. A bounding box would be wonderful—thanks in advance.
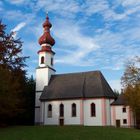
[72,103,76,117]
[41,56,45,64]
[91,103,96,117]
[48,104,52,118]
[60,104,64,117]
[51,58,53,66]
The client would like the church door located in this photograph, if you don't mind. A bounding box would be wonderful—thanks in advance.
[59,119,64,126]
[116,120,120,127]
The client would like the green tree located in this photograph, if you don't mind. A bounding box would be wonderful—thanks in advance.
[0,21,28,126]
[121,56,140,128]
[21,75,35,125]
[0,68,21,125]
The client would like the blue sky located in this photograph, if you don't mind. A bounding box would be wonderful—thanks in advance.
[1,0,140,92]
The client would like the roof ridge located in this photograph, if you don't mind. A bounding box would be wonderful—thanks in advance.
[53,70,101,76]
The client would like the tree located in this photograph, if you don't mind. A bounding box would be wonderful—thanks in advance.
[0,21,28,126]
[121,56,140,87]
[121,56,140,128]
[20,75,35,125]
[0,21,27,71]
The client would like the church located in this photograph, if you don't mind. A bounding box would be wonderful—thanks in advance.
[35,15,134,127]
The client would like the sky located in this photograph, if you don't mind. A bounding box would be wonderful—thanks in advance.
[1,0,140,92]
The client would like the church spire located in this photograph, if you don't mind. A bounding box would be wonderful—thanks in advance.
[37,14,55,68]
[38,14,55,53]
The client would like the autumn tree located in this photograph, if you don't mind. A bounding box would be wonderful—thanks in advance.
[0,21,29,126]
[121,56,140,128]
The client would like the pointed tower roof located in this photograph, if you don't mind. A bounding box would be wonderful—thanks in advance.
[38,14,55,46]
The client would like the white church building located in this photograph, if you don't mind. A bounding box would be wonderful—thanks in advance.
[35,15,134,127]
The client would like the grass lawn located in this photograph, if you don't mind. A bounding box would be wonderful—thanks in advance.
[0,126,140,140]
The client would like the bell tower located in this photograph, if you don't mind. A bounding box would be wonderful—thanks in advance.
[35,15,56,124]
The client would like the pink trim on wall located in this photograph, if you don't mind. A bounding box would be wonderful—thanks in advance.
[101,98,107,126]
[112,106,116,126]
[127,106,131,127]
[80,100,84,125]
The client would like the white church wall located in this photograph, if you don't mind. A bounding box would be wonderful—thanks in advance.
[45,101,59,125]
[111,105,115,126]
[35,107,40,123]
[106,99,114,125]
[83,99,102,126]
[44,100,81,125]
[111,105,133,127]
[39,51,53,68]
[63,100,81,125]
[40,98,116,126]
[40,102,46,124]
[35,61,55,124]
[35,92,42,123]
[106,99,110,125]
[36,68,54,91]
[35,92,42,106]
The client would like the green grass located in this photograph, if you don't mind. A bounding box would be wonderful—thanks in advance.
[0,126,140,140]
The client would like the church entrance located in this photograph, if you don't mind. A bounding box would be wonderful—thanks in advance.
[116,120,120,127]
[59,118,64,126]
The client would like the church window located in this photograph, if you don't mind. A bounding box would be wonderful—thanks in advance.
[91,103,96,117]
[48,104,52,118]
[41,56,45,64]
[122,107,126,113]
[72,103,76,117]
[60,104,64,117]
[51,58,53,66]
[123,119,127,124]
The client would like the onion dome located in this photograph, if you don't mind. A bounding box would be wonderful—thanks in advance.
[39,32,55,46]
[38,15,55,46]
[43,16,52,28]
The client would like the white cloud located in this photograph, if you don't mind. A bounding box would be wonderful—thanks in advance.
[6,0,26,5]
[83,0,140,21]
[12,22,26,32]
[31,1,140,69]
[11,22,26,38]
[29,0,140,69]
[122,0,140,7]
[36,0,81,18]
[4,0,140,71]
[53,19,100,65]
